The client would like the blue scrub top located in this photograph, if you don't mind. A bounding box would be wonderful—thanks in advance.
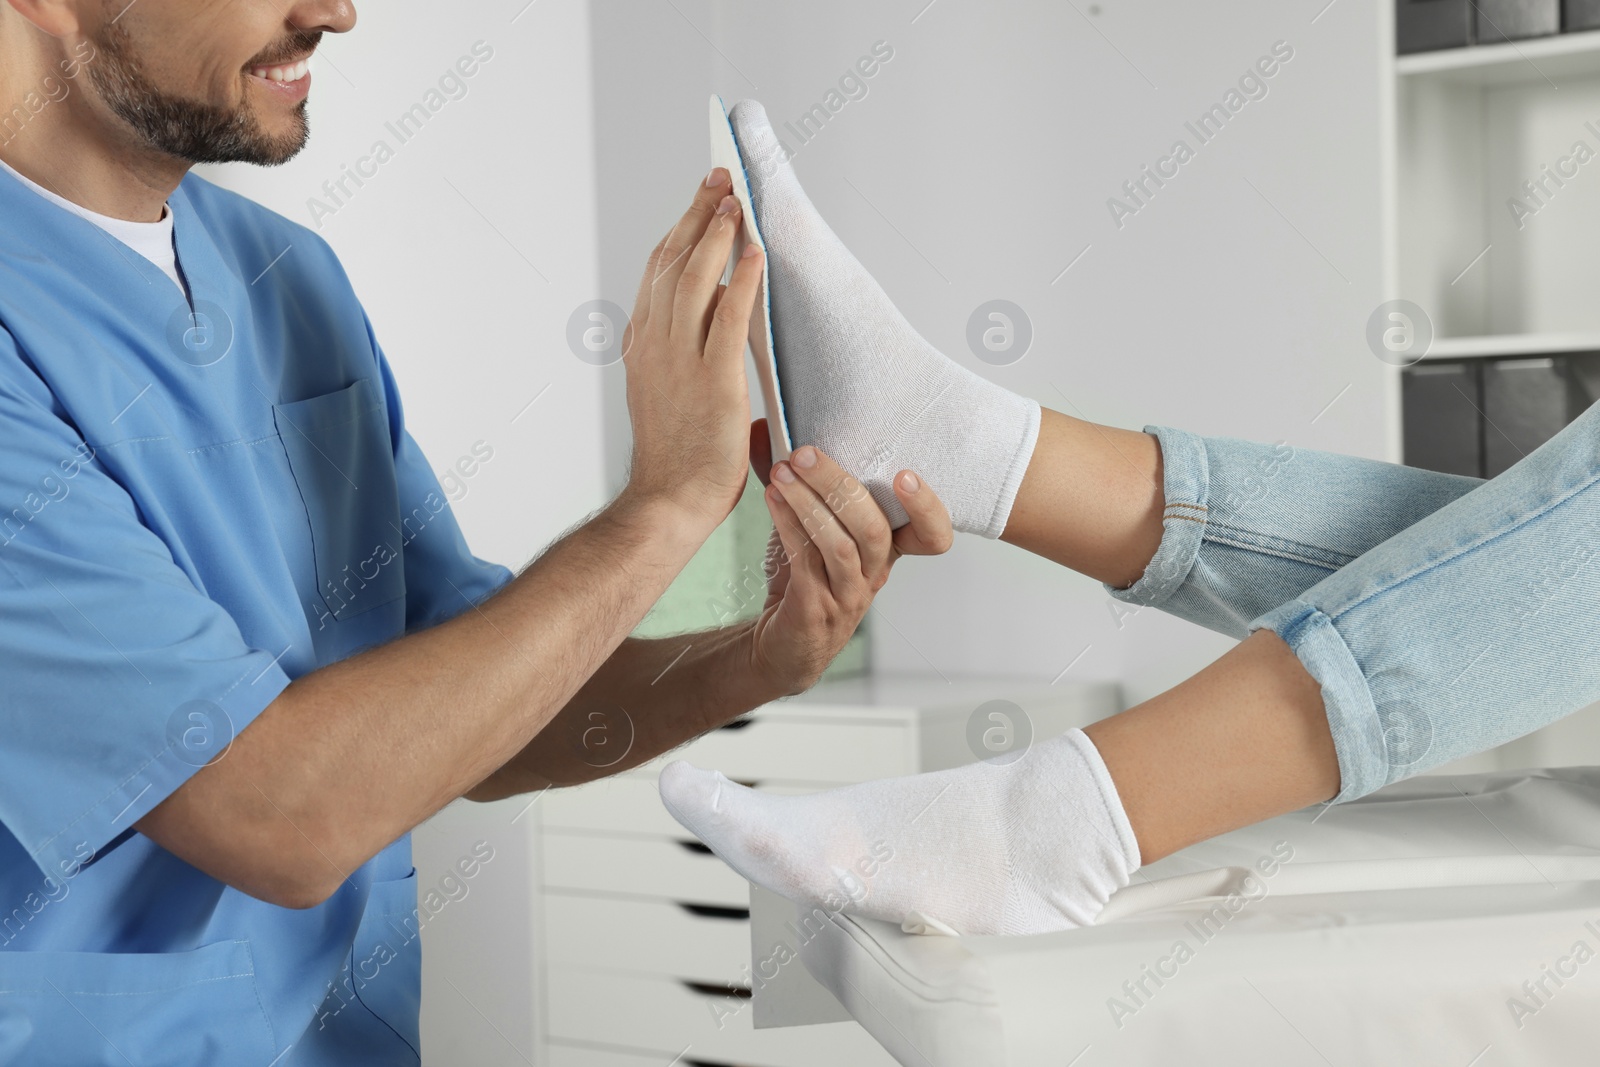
[0,168,513,1066]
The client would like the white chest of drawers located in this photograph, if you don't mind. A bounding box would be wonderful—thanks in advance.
[533,675,1121,1067]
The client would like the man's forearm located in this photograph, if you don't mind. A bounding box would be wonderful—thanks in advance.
[465,621,784,798]
[137,491,714,907]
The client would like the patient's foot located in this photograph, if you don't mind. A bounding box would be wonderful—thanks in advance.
[730,100,1040,539]
[659,728,1139,936]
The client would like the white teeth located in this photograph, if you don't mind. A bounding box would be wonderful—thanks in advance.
[250,58,311,83]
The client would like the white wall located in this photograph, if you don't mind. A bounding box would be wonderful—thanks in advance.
[586,0,1391,705]
[205,2,609,1063]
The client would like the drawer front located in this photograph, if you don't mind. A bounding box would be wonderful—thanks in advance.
[547,1045,680,1067]
[543,893,749,983]
[542,777,834,837]
[542,832,748,907]
[547,967,752,1048]
[547,1045,764,1067]
[542,776,681,837]
[546,970,900,1067]
[637,718,913,784]
[547,1037,895,1067]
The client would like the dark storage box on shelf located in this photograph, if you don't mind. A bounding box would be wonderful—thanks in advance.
[1567,0,1600,31]
[1474,0,1561,42]
[1397,0,1474,53]
[1402,362,1482,477]
[1402,351,1600,478]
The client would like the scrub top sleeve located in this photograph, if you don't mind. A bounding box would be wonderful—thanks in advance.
[0,353,292,883]
[366,329,513,634]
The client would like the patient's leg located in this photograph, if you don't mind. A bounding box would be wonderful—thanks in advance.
[703,100,1600,936]
[666,405,1600,935]
[733,98,1483,631]
[662,629,1334,936]
[996,407,1167,589]
[662,725,1141,936]
[1006,414,1484,637]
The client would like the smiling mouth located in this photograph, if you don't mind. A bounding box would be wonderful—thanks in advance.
[247,55,313,84]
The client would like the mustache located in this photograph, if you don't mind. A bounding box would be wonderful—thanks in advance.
[245,30,322,67]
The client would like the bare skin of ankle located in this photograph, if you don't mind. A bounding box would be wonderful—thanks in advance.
[1001,407,1167,589]
[1002,407,1341,865]
[1085,630,1339,863]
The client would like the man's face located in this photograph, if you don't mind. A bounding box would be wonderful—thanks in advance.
[82,0,355,166]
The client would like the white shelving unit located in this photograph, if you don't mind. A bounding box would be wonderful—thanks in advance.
[1423,329,1600,359]
[1387,28,1600,360]
[1395,27,1600,81]
[1381,21,1600,776]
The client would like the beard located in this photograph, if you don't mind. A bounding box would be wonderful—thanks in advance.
[86,18,316,166]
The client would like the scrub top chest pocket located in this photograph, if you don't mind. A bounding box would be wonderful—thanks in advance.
[273,379,406,623]
[0,939,277,1067]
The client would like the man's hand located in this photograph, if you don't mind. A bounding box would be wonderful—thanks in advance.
[745,419,954,695]
[454,427,955,801]
[620,170,762,532]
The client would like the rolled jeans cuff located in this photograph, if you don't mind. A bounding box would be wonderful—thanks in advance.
[1105,425,1210,608]
[1252,599,1386,802]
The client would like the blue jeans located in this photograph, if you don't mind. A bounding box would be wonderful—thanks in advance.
[1110,401,1600,802]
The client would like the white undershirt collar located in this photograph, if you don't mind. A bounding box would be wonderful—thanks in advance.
[0,156,187,296]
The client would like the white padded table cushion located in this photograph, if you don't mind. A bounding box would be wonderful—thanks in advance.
[788,767,1600,1066]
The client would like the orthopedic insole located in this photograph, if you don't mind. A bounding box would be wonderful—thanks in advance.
[709,95,793,462]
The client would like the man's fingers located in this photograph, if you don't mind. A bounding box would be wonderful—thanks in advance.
[648,171,732,328]
[630,230,671,329]
[671,197,743,347]
[761,523,792,606]
[749,419,774,487]
[765,481,823,590]
[782,446,893,585]
[769,458,866,599]
[705,245,763,367]
[890,470,954,557]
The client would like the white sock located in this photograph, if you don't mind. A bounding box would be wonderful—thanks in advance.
[658,729,1140,937]
[730,100,1041,539]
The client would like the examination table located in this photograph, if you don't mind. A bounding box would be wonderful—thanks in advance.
[750,767,1600,1065]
